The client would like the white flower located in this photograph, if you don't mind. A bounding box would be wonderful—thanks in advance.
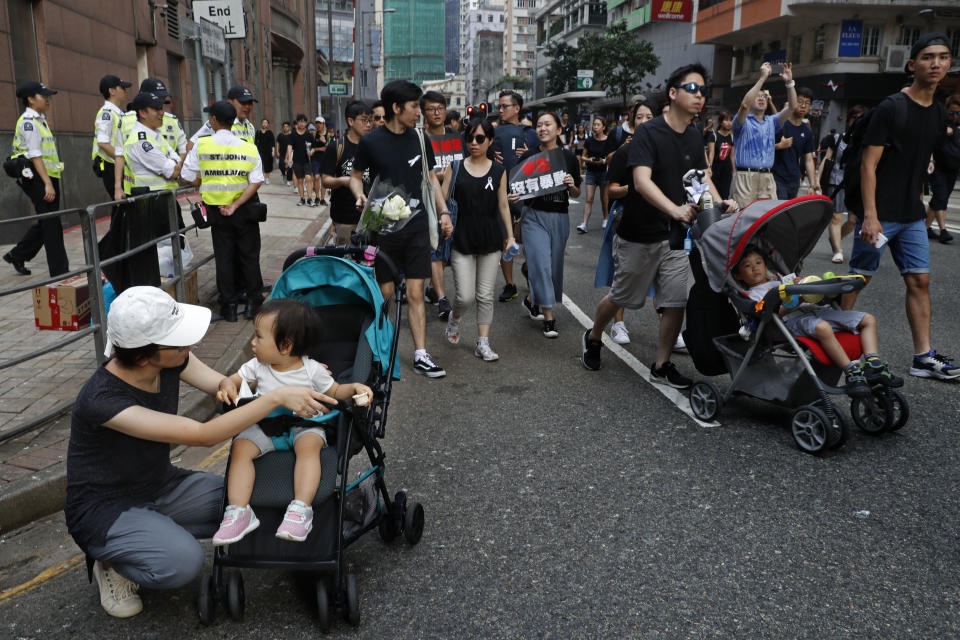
[382,195,411,221]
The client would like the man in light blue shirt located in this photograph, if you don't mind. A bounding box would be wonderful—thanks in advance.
[731,61,797,208]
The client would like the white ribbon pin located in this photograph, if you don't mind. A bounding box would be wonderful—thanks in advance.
[485,177,495,191]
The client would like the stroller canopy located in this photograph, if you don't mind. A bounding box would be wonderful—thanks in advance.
[270,255,397,377]
[696,195,834,292]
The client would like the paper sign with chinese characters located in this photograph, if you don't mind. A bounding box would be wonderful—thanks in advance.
[429,132,465,171]
[507,148,568,201]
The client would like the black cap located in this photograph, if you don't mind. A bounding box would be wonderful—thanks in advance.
[139,78,170,98]
[906,33,951,72]
[16,81,57,99]
[131,92,166,111]
[227,86,257,103]
[99,75,132,95]
[202,101,237,125]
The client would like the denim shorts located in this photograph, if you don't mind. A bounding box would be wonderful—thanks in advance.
[849,218,929,276]
[584,168,607,187]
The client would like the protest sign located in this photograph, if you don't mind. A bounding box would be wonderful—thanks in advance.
[507,148,568,201]
[429,132,464,171]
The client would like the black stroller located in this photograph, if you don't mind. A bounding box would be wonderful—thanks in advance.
[682,195,910,454]
[197,245,424,630]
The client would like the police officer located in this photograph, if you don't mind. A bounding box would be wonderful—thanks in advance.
[3,82,69,277]
[188,85,257,150]
[181,101,265,322]
[119,92,184,196]
[92,75,132,198]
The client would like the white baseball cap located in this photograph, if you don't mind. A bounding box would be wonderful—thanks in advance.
[104,286,211,357]
[315,116,325,123]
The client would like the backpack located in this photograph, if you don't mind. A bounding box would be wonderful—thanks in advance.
[840,92,914,216]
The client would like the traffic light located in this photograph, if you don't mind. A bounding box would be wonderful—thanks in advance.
[465,103,489,120]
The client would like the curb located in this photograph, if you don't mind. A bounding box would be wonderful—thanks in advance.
[0,322,255,535]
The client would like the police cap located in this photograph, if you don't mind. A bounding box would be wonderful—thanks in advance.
[16,82,57,99]
[227,86,257,103]
[202,101,237,125]
[100,75,132,95]
[139,78,171,99]
[131,92,166,111]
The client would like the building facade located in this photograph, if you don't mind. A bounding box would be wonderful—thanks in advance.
[463,0,506,103]
[504,0,540,102]
[422,73,468,111]
[446,0,461,73]
[533,0,607,99]
[384,0,446,85]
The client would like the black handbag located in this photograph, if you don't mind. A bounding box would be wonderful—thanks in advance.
[244,202,268,223]
[190,202,210,229]
[3,156,30,179]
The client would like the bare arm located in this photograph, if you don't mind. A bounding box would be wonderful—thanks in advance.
[607,181,628,200]
[706,140,715,166]
[220,182,262,217]
[737,62,771,126]
[633,165,696,223]
[497,171,514,249]
[350,169,366,209]
[777,62,798,125]
[858,145,884,245]
[814,146,833,184]
[804,152,818,191]
[439,163,453,202]
[321,173,350,189]
[30,157,55,202]
[98,142,116,157]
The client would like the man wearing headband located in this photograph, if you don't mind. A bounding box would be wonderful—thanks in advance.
[841,33,957,381]
[66,287,333,618]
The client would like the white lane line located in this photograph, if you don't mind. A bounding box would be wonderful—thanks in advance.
[562,293,720,429]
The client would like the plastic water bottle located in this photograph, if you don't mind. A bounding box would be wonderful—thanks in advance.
[700,191,714,211]
[503,243,521,262]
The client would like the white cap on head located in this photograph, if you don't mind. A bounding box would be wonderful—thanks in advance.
[315,116,325,123]
[104,286,212,358]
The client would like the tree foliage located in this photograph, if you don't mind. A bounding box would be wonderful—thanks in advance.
[543,41,579,96]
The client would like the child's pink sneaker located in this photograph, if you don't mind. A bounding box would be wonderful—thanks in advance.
[275,500,313,542]
[212,505,260,546]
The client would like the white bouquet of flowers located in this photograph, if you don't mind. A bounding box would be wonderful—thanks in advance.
[355,178,420,240]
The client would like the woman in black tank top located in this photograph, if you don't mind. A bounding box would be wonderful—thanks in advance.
[440,119,514,361]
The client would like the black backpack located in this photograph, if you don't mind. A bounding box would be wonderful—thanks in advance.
[840,92,909,216]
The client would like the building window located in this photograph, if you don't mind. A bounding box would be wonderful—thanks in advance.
[949,28,960,58]
[488,14,493,22]
[9,0,40,86]
[861,25,881,57]
[733,50,743,76]
[813,29,825,61]
[899,26,920,47]
[789,35,802,64]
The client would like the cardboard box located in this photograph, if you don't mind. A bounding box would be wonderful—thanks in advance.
[161,269,199,305]
[33,276,91,331]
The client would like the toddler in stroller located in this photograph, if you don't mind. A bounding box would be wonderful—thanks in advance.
[212,298,372,545]
[732,245,903,397]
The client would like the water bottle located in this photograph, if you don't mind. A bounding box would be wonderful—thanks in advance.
[503,243,521,262]
[700,191,714,211]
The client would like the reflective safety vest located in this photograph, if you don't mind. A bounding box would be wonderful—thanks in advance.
[117,112,137,149]
[231,120,256,144]
[13,113,63,178]
[122,128,178,194]
[196,136,258,205]
[91,105,121,164]
[162,112,183,152]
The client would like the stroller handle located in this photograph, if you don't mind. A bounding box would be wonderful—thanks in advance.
[780,276,866,298]
[282,245,404,287]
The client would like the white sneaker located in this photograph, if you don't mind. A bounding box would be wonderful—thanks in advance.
[576,223,588,234]
[610,321,630,344]
[444,314,461,344]
[832,252,843,264]
[265,177,271,184]
[673,334,687,353]
[601,218,607,229]
[93,561,143,618]
[474,340,500,361]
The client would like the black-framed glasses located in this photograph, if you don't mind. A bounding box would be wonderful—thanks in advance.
[468,134,487,144]
[423,105,445,114]
[675,82,710,96]
[497,103,518,110]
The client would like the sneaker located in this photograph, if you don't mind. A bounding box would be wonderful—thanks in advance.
[831,252,844,264]
[297,198,306,206]
[542,319,558,338]
[909,350,960,380]
[444,314,461,344]
[424,285,439,305]
[93,561,142,618]
[437,296,452,321]
[601,218,608,229]
[319,199,328,206]
[843,366,871,398]
[498,283,518,302]
[610,321,630,345]
[927,227,940,241]
[650,361,692,389]
[275,500,313,542]
[474,340,500,361]
[414,352,446,377]
[310,199,318,207]
[864,359,904,388]
[212,505,260,546]
[285,180,292,186]
[523,297,544,321]
[576,223,588,234]
[939,229,953,244]
[673,334,687,353]
[581,329,602,370]
[265,177,271,184]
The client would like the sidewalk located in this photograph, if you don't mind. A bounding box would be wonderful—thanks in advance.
[0,176,332,532]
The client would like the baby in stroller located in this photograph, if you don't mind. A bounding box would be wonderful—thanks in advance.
[212,298,372,545]
[732,245,903,397]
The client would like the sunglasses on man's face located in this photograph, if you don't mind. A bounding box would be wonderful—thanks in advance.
[950,110,960,117]
[373,114,385,121]
[468,134,487,144]
[675,82,709,96]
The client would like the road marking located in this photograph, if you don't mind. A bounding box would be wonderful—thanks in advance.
[0,554,84,603]
[198,441,232,469]
[561,293,720,429]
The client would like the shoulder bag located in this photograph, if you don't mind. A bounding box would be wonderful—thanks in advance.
[416,128,440,250]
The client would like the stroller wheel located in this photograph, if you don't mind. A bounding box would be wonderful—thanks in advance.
[813,400,850,449]
[316,580,331,632]
[887,389,909,432]
[197,573,215,625]
[378,512,399,542]
[689,381,722,421]
[403,501,425,545]
[850,390,894,435]
[225,570,245,621]
[344,573,360,626]
[791,404,832,454]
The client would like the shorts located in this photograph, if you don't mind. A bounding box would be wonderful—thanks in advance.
[849,218,929,276]
[828,185,846,213]
[374,229,432,282]
[929,167,957,211]
[608,236,689,310]
[784,307,865,339]
[292,162,307,179]
[237,423,327,455]
[585,168,607,187]
[311,159,323,175]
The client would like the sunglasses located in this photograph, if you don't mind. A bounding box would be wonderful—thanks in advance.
[676,82,710,96]
[950,110,960,116]
[373,114,385,120]
[468,134,487,144]
[497,103,518,110]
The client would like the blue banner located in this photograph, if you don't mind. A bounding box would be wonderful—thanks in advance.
[839,20,863,57]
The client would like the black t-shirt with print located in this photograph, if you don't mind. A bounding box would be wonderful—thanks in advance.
[863,94,946,223]
[353,125,437,235]
[321,137,371,224]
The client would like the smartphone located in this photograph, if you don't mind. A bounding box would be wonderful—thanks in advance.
[874,232,888,249]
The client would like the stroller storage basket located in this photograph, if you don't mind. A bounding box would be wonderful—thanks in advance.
[714,334,824,407]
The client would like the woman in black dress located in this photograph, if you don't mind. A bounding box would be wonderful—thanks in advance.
[706,111,735,200]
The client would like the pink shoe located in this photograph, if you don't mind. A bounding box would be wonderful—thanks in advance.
[275,500,313,542]
[212,505,260,546]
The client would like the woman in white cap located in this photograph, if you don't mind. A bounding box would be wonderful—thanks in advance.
[65,287,334,619]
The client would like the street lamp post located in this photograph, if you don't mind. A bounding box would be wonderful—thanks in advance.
[355,7,396,102]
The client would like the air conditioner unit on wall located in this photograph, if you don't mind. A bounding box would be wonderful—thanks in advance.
[884,45,910,73]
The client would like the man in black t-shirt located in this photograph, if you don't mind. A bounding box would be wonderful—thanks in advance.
[254,118,275,183]
[321,100,373,244]
[581,64,736,389]
[842,33,958,380]
[275,121,292,185]
[351,80,453,378]
[285,114,314,206]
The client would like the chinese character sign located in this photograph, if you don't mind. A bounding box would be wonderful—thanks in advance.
[652,0,691,22]
[429,132,465,172]
[507,148,568,201]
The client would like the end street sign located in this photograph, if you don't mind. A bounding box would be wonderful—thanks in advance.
[193,0,246,39]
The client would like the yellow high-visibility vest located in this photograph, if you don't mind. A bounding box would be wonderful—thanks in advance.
[122,127,178,194]
[196,136,258,205]
[13,113,63,178]
[91,105,121,164]
[231,120,256,144]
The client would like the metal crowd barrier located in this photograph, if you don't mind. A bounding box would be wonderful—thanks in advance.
[0,187,213,443]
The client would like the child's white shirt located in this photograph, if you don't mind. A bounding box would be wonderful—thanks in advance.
[237,356,334,396]
[745,279,780,302]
